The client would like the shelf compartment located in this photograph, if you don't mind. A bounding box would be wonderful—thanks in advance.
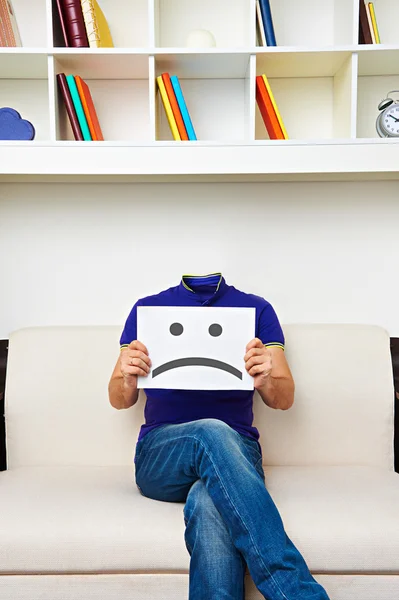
[51,54,150,142]
[360,0,399,45]
[153,0,252,48]
[11,0,49,47]
[154,53,252,142]
[0,54,49,141]
[357,48,399,139]
[255,51,357,140]
[258,0,357,48]
[51,0,150,48]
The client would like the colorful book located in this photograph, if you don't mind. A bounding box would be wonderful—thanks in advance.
[255,76,284,140]
[261,74,288,139]
[170,75,197,141]
[66,75,92,140]
[57,73,83,140]
[56,0,70,46]
[161,73,188,141]
[60,0,88,47]
[75,76,104,140]
[365,1,376,43]
[157,75,181,141]
[0,0,21,47]
[256,0,266,47]
[258,0,276,46]
[359,0,373,44]
[80,0,113,48]
[368,3,380,43]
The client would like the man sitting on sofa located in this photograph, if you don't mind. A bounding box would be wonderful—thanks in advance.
[108,273,330,600]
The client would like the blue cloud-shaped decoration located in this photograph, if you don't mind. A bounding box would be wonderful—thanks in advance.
[0,107,35,140]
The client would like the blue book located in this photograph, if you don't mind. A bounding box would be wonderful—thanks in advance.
[170,75,197,141]
[259,0,277,46]
[66,75,92,141]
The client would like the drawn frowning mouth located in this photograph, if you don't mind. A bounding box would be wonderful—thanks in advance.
[152,358,242,380]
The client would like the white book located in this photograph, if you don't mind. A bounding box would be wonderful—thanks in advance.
[256,0,267,47]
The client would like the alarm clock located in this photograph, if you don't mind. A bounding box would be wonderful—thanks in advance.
[376,91,399,138]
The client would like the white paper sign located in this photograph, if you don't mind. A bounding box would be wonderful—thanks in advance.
[137,306,255,391]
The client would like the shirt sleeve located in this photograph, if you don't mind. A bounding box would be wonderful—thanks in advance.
[257,301,285,350]
[119,301,140,349]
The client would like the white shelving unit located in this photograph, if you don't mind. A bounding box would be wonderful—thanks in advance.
[1,0,399,181]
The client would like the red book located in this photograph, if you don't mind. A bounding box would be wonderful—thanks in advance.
[75,76,104,141]
[161,73,188,141]
[56,0,70,47]
[57,73,84,141]
[60,0,89,47]
[255,76,284,140]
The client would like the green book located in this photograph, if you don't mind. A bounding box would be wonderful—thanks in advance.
[66,75,92,141]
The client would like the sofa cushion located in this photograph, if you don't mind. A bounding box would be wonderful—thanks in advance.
[1,465,398,574]
[5,325,395,470]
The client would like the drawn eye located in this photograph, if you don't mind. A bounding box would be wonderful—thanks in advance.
[209,323,223,337]
[170,322,184,336]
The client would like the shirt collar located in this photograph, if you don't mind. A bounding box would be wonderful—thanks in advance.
[179,273,228,301]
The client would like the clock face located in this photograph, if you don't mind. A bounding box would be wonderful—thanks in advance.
[381,105,399,136]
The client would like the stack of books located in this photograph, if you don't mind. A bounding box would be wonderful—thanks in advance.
[57,74,104,141]
[157,73,197,141]
[256,74,288,140]
[359,1,380,44]
[256,0,277,47]
[55,0,113,48]
[0,0,21,46]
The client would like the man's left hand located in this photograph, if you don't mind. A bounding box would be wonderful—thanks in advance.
[245,338,272,390]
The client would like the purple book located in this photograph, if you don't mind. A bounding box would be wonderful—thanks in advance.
[0,107,35,140]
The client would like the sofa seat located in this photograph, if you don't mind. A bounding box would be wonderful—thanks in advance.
[1,465,398,575]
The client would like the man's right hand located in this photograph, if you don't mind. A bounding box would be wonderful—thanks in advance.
[120,340,151,388]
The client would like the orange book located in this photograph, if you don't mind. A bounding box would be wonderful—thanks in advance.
[255,76,284,140]
[161,72,188,141]
[75,76,104,141]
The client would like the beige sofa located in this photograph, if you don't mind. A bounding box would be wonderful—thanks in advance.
[1,324,399,600]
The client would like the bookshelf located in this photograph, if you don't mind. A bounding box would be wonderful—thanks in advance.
[1,0,399,181]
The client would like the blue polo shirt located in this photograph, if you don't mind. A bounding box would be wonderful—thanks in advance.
[120,274,285,448]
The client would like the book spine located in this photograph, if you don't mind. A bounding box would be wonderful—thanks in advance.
[368,3,380,43]
[0,0,16,46]
[162,73,188,141]
[56,0,70,46]
[255,76,284,140]
[157,76,181,141]
[359,0,372,44]
[66,75,92,140]
[256,0,266,47]
[60,0,88,47]
[170,75,197,141]
[261,74,288,139]
[57,73,83,140]
[365,1,376,43]
[258,0,276,46]
[80,0,100,48]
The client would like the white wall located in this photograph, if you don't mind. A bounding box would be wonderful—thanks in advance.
[0,180,398,339]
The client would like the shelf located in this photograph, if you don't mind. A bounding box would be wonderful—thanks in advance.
[154,0,253,48]
[1,140,399,182]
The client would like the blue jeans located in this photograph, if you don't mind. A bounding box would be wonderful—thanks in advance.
[134,418,330,600]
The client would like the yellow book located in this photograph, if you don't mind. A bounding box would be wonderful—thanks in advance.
[80,0,114,48]
[157,75,181,141]
[368,3,380,44]
[262,74,288,140]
